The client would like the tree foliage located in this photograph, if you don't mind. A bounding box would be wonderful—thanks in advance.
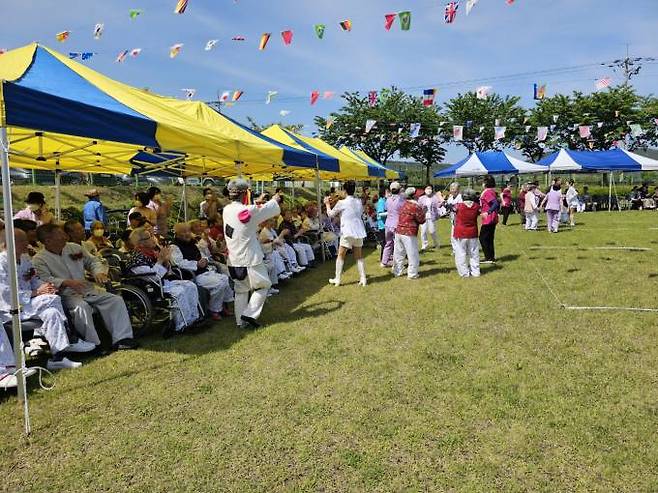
[246,117,304,134]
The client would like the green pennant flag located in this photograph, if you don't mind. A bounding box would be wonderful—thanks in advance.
[398,11,411,31]
[314,24,326,39]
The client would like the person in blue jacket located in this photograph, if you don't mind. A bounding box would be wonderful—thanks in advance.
[82,189,108,233]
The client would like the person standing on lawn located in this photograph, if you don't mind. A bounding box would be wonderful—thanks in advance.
[324,180,368,287]
[541,182,563,233]
[500,182,513,226]
[381,181,404,268]
[417,185,443,251]
[479,175,500,264]
[452,188,481,278]
[392,187,426,280]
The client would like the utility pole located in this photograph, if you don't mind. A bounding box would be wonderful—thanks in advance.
[603,45,656,86]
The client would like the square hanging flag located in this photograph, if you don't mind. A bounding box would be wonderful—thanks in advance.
[232,90,243,101]
[365,120,377,133]
[445,2,459,24]
[595,77,611,90]
[537,126,548,141]
[323,91,335,100]
[220,91,230,102]
[578,126,591,138]
[629,124,643,137]
[310,91,320,105]
[169,43,183,58]
[494,126,506,140]
[533,83,546,100]
[259,33,271,50]
[476,86,491,99]
[174,0,189,14]
[93,23,104,40]
[56,31,71,42]
[495,118,501,127]
[398,11,412,31]
[339,20,352,32]
[314,24,326,39]
[453,125,464,141]
[281,30,293,46]
[410,123,421,138]
[423,89,437,106]
[368,90,378,107]
[384,14,397,31]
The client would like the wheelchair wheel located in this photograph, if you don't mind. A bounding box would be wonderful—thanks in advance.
[116,284,153,337]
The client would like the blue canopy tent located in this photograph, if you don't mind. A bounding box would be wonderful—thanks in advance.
[434,151,547,178]
[538,149,658,210]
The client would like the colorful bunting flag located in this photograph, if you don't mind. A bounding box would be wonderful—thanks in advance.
[365,119,377,133]
[466,0,479,15]
[368,90,378,107]
[384,14,397,31]
[578,126,591,138]
[323,91,335,100]
[629,124,643,137]
[444,2,459,24]
[495,118,501,126]
[56,31,71,42]
[205,39,218,51]
[410,123,421,138]
[0,49,7,56]
[533,83,546,100]
[479,126,485,133]
[506,0,515,4]
[310,91,320,105]
[174,0,189,14]
[398,11,412,31]
[326,116,335,129]
[314,24,326,39]
[169,43,183,58]
[259,33,271,51]
[93,23,104,40]
[280,110,291,117]
[129,9,143,20]
[281,30,293,46]
[465,120,473,128]
[115,50,129,63]
[595,77,612,90]
[181,88,196,99]
[220,91,230,102]
[232,36,246,41]
[550,124,556,132]
[339,20,352,32]
[476,86,492,99]
[130,48,142,57]
[525,125,531,133]
[552,114,559,123]
[69,52,95,61]
[230,90,242,101]
[423,88,437,106]
[494,126,506,140]
[453,125,463,141]
[537,126,548,141]
[653,118,658,126]
[597,122,604,128]
[266,90,278,104]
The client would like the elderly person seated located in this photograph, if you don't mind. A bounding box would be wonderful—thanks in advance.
[13,219,40,256]
[1,229,96,370]
[259,220,292,285]
[278,209,316,267]
[14,192,54,227]
[125,228,201,336]
[170,222,233,320]
[32,224,138,351]
[83,221,114,256]
[262,218,304,274]
[63,221,110,271]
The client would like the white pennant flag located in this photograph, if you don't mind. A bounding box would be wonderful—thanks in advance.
[279,110,291,117]
[93,23,104,40]
[537,126,548,141]
[597,122,604,128]
[130,48,142,57]
[466,0,480,15]
[629,124,644,137]
[476,86,492,99]
[205,39,219,51]
[479,126,485,133]
[552,114,559,123]
[410,123,421,138]
[525,125,531,133]
[181,88,196,99]
[265,90,278,104]
[494,126,506,140]
[453,125,464,141]
[365,119,377,133]
[495,118,501,127]
[220,91,230,102]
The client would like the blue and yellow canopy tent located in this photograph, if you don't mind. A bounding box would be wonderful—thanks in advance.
[338,146,400,180]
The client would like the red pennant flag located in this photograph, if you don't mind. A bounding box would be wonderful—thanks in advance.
[281,30,293,46]
[232,90,243,101]
[323,91,335,100]
[384,13,397,31]
[310,91,320,105]
[339,20,352,32]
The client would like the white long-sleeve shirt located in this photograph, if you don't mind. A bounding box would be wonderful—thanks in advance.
[327,196,366,239]
[223,199,281,267]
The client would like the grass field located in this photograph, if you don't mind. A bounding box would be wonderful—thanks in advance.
[2,211,658,492]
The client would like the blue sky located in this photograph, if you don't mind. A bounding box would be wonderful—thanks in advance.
[1,0,657,162]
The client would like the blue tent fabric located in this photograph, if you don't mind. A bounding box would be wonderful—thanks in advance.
[538,149,644,171]
[280,128,341,172]
[434,151,547,178]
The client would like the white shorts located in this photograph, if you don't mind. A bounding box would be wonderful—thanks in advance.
[339,236,364,249]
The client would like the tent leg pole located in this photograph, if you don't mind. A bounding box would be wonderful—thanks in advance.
[315,167,325,262]
[54,166,61,222]
[609,172,612,212]
[182,179,188,222]
[1,126,31,436]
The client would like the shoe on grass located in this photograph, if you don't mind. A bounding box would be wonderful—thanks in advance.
[47,357,82,370]
[328,278,341,286]
[112,338,139,351]
[240,315,261,329]
[65,340,97,353]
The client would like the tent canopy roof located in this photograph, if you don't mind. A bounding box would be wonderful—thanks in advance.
[434,151,546,178]
[538,148,658,172]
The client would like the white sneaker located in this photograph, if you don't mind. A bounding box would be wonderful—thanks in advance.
[358,278,367,287]
[267,288,280,296]
[0,373,17,389]
[65,340,97,353]
[47,357,82,370]
[328,278,341,286]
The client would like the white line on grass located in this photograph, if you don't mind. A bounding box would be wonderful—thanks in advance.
[528,246,651,252]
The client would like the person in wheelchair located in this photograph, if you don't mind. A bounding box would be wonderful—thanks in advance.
[170,223,233,321]
[125,229,201,335]
[83,221,114,256]
[32,224,138,351]
[1,229,95,370]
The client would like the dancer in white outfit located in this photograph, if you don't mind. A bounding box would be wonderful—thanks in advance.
[223,180,283,329]
[445,182,463,253]
[417,185,443,251]
[324,181,368,287]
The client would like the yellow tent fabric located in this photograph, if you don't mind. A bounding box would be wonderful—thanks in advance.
[339,146,400,180]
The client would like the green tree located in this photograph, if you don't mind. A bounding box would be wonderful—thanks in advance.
[443,92,526,153]
[315,87,447,182]
[246,117,304,134]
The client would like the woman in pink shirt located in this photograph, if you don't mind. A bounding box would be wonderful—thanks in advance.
[479,175,500,263]
[500,182,513,225]
[541,183,563,233]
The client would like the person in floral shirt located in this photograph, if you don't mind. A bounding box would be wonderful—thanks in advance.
[392,187,426,280]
